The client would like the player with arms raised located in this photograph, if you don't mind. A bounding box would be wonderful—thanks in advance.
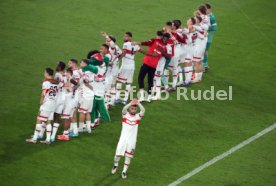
[111,98,145,179]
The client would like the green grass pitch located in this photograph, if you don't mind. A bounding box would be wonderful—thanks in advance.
[0,0,276,185]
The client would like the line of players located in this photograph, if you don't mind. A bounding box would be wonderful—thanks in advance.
[26,3,217,145]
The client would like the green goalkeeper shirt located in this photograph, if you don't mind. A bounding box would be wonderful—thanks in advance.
[208,13,218,43]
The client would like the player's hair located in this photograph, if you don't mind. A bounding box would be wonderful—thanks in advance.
[156,31,163,37]
[166,21,172,26]
[173,20,182,29]
[163,33,171,39]
[125,32,132,37]
[45,67,54,76]
[81,59,89,65]
[109,35,116,43]
[58,61,66,71]
[196,16,203,23]
[205,3,211,9]
[102,43,109,50]
[66,67,73,75]
[70,59,78,64]
[190,17,196,25]
[130,104,138,108]
[87,50,100,59]
[198,5,207,15]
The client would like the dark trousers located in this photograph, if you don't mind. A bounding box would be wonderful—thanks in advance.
[138,64,156,93]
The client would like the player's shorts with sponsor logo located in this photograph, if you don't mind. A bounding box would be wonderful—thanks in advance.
[37,100,55,121]
[193,37,207,62]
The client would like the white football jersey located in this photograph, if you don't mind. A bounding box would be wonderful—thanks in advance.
[72,68,81,82]
[119,112,143,142]
[92,65,107,97]
[121,41,140,69]
[80,71,94,99]
[55,72,67,93]
[42,80,59,103]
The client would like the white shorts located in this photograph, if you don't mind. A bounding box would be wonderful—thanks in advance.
[55,102,65,114]
[183,45,194,63]
[115,138,136,158]
[61,95,76,119]
[117,68,134,84]
[105,66,113,79]
[112,65,120,78]
[54,93,66,114]
[167,44,183,70]
[155,57,166,76]
[38,109,54,121]
[193,38,207,62]
[78,97,93,114]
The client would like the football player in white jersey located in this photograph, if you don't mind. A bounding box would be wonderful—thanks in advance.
[111,98,145,179]
[164,20,187,91]
[67,59,82,137]
[100,32,123,107]
[178,17,197,86]
[115,32,150,104]
[115,32,141,105]
[50,61,67,142]
[192,5,210,83]
[26,68,59,144]
[78,59,95,134]
[58,68,79,141]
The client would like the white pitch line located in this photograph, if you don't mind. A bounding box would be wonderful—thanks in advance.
[168,123,276,186]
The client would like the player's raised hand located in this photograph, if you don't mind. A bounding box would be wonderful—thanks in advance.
[100,31,107,37]
[131,98,139,105]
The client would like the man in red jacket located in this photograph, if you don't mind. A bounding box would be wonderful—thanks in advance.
[134,32,172,102]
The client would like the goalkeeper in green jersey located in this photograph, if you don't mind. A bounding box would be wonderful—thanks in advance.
[203,3,218,70]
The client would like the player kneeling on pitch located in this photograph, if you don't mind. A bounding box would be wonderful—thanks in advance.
[111,98,145,179]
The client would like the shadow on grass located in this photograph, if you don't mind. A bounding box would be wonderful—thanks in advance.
[93,172,121,186]
[0,133,64,167]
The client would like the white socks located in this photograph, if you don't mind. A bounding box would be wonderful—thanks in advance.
[124,84,131,101]
[71,122,78,134]
[139,89,145,100]
[110,86,116,104]
[79,122,85,130]
[178,66,184,83]
[46,125,52,142]
[39,122,46,138]
[123,156,131,173]
[184,66,193,84]
[33,124,41,140]
[197,72,203,81]
[114,156,121,166]
[155,75,161,98]
[51,123,60,139]
[116,83,122,100]
[86,121,92,133]
[172,67,178,88]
